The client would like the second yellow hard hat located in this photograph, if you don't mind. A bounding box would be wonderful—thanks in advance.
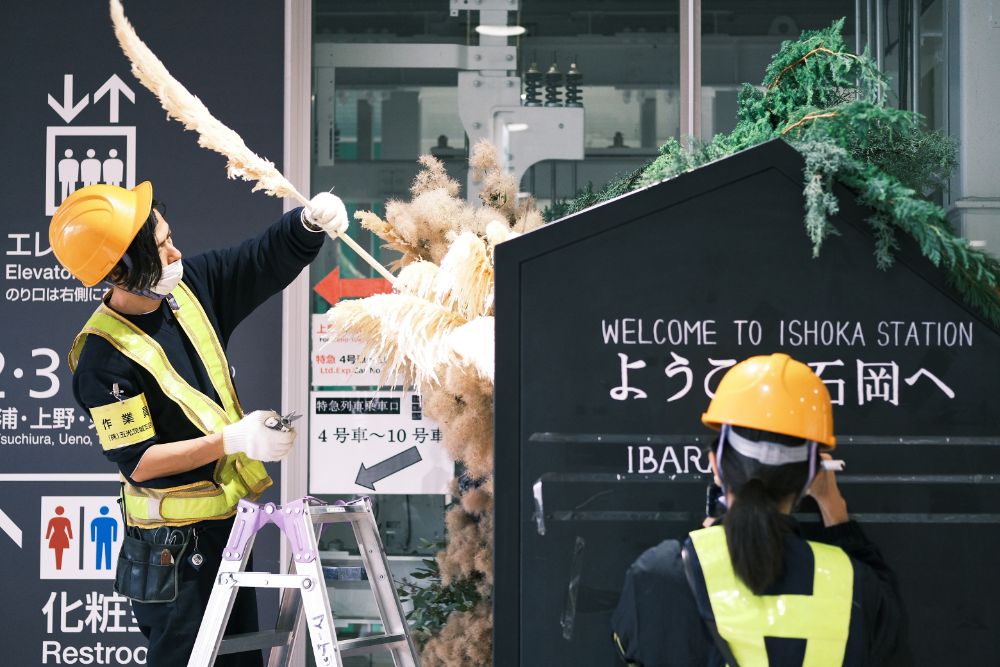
[701,353,836,447]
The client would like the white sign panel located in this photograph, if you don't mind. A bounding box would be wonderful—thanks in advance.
[311,314,404,387]
[309,390,453,494]
[39,496,123,580]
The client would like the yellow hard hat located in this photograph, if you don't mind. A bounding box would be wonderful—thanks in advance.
[701,353,835,448]
[49,182,153,287]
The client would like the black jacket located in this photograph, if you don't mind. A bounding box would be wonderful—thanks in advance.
[72,208,325,489]
[612,517,911,666]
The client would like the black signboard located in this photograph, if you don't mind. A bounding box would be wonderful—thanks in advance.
[495,139,1000,665]
[1,2,285,662]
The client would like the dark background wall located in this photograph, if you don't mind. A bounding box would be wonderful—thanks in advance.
[0,1,287,662]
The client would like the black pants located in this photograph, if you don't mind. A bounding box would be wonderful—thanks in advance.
[129,518,264,667]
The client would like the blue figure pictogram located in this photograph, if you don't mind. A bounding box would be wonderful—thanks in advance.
[90,506,118,570]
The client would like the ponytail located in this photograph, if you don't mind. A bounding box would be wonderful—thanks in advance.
[717,427,812,595]
[724,477,787,595]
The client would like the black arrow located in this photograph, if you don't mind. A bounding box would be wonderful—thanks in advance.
[355,447,423,490]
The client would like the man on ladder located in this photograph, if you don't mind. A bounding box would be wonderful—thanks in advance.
[52,181,348,666]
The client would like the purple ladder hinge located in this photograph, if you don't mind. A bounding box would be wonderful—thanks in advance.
[222,497,318,563]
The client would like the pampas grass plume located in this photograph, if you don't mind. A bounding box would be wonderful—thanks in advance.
[109,0,305,202]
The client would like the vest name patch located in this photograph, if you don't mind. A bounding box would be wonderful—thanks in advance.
[91,393,156,450]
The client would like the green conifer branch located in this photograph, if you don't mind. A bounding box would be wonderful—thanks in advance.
[553,18,1000,328]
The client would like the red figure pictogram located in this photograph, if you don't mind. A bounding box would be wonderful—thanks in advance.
[46,506,73,570]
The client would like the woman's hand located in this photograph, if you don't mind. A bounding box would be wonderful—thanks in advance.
[808,453,849,527]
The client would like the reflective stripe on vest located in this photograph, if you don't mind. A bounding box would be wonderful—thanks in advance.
[69,282,271,527]
[689,525,853,667]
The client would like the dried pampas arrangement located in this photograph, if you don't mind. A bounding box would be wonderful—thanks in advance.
[419,600,493,666]
[325,143,540,665]
[326,293,467,389]
[355,141,541,273]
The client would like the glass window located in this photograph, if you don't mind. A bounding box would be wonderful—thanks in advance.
[917,0,947,132]
[309,6,461,658]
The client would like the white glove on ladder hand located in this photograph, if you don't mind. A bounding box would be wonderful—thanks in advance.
[222,410,296,462]
[303,192,349,237]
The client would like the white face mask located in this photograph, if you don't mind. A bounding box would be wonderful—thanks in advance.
[149,260,183,296]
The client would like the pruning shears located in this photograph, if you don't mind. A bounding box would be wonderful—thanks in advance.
[264,411,301,432]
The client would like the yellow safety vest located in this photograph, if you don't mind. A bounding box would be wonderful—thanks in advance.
[689,525,853,667]
[69,281,272,528]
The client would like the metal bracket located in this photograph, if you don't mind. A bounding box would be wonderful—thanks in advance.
[493,105,585,187]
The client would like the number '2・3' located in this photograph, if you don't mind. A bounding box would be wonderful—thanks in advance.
[0,348,60,399]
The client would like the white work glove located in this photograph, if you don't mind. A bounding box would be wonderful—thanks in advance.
[303,192,349,237]
[222,410,296,462]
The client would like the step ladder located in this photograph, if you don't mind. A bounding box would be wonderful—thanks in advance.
[188,496,420,667]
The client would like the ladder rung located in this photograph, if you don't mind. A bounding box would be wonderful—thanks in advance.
[308,504,371,523]
[340,633,410,657]
[218,629,290,655]
[230,572,312,589]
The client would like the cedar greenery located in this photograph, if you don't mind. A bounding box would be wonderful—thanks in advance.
[556,18,1000,326]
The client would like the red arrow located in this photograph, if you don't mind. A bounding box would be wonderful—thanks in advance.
[314,267,392,306]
